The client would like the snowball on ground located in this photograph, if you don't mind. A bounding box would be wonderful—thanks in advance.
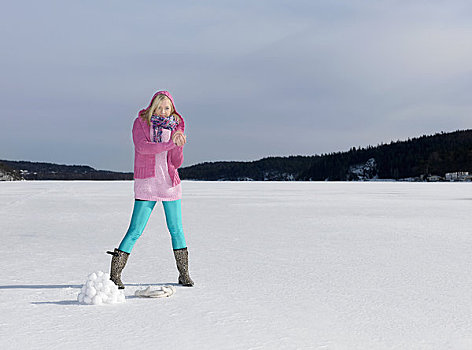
[77,271,125,305]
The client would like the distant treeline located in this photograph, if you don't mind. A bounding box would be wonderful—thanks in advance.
[1,129,471,181]
[179,129,472,181]
[301,129,472,180]
[0,160,133,180]
[179,156,311,181]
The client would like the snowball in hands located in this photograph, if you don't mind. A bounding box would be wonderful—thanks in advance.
[77,271,125,305]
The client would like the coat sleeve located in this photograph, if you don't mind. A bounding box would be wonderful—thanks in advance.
[168,145,184,169]
[168,118,185,168]
[132,118,176,155]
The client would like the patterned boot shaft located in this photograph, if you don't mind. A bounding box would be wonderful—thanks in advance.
[107,248,129,289]
[173,248,194,287]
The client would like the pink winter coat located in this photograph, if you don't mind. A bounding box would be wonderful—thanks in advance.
[132,91,185,187]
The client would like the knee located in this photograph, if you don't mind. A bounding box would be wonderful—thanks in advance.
[167,224,184,237]
[126,227,144,242]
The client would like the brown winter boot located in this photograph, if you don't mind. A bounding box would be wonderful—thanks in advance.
[173,248,194,287]
[106,248,129,289]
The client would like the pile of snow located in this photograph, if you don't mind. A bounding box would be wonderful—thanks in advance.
[77,271,125,305]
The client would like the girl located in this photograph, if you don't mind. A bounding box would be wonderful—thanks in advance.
[107,90,194,288]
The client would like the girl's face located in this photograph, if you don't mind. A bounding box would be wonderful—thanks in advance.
[154,98,173,118]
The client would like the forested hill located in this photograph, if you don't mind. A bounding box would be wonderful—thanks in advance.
[179,129,472,181]
[179,156,311,181]
[1,129,471,181]
[0,160,133,180]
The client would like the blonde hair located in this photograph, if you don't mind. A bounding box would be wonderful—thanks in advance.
[139,94,181,126]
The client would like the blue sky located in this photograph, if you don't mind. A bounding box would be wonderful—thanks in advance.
[1,1,471,171]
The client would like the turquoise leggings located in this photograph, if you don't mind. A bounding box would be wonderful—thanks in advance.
[118,199,187,253]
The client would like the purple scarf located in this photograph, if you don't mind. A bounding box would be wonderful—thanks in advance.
[150,115,179,143]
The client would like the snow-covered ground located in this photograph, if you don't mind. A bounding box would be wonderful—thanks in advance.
[1,180,471,349]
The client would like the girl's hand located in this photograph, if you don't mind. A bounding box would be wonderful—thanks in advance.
[172,131,187,147]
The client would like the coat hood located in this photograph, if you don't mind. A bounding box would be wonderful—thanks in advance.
[138,90,185,131]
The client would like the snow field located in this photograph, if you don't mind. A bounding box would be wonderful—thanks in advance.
[1,180,471,349]
[77,271,125,305]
